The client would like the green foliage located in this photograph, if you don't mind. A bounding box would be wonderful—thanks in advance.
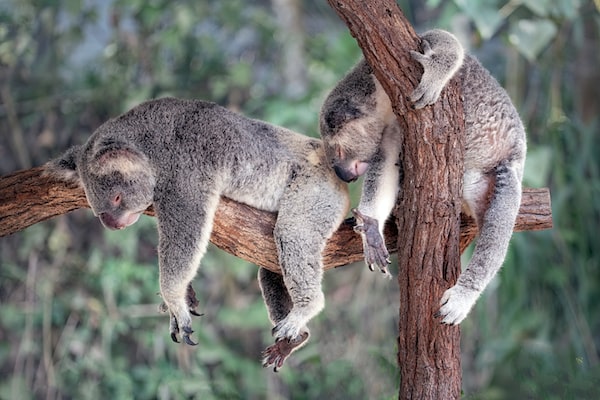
[1,0,598,398]
[435,0,589,61]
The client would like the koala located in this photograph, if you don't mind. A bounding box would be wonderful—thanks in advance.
[46,97,349,371]
[320,29,526,325]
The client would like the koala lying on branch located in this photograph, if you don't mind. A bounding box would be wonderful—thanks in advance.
[46,97,350,371]
[320,29,527,325]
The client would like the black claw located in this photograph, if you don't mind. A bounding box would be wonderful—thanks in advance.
[190,310,204,317]
[182,326,197,346]
[183,335,197,346]
[171,332,180,343]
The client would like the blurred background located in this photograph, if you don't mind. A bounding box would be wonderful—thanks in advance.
[0,0,598,399]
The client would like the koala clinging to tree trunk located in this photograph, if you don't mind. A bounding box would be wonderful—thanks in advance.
[320,29,526,325]
[46,97,350,371]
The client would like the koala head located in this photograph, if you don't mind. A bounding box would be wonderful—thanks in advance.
[46,136,156,230]
[319,70,394,183]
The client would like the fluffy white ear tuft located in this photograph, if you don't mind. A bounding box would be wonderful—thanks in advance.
[91,142,152,180]
[43,145,82,184]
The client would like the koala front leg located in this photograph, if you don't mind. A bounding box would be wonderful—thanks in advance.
[155,188,220,345]
[355,129,401,276]
[409,29,464,109]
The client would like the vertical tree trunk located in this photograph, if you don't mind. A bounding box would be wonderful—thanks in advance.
[326,1,464,398]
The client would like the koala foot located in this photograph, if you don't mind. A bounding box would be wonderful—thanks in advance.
[352,209,391,277]
[262,329,310,372]
[158,283,203,345]
[435,284,480,325]
[170,317,197,346]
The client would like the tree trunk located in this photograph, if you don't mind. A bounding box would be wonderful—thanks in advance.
[326,1,464,398]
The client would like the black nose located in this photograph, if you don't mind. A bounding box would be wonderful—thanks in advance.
[334,165,358,183]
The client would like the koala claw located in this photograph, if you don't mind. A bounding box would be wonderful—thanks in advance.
[159,283,203,345]
[169,315,198,345]
[352,209,391,276]
[182,326,197,346]
[185,283,202,316]
[262,330,310,372]
[436,284,480,325]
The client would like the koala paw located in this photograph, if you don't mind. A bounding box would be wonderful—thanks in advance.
[409,83,443,110]
[352,209,391,277]
[435,284,480,325]
[170,316,196,346]
[408,39,444,109]
[159,283,203,345]
[262,329,310,372]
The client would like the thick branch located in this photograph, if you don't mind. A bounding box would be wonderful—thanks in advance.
[1,166,552,274]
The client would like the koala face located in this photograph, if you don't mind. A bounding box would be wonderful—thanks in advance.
[321,113,385,183]
[81,170,152,230]
[79,143,155,230]
[320,70,394,183]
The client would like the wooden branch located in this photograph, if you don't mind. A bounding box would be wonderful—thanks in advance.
[1,166,552,274]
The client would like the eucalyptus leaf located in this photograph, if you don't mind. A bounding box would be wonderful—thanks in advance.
[522,0,551,17]
[508,18,557,61]
[453,0,505,39]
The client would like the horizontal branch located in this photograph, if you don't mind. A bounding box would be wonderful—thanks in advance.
[0,167,552,273]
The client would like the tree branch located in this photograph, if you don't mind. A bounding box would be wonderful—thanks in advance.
[1,166,552,274]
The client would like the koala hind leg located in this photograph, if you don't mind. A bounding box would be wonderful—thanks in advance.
[438,160,522,324]
[262,171,348,370]
[259,268,309,371]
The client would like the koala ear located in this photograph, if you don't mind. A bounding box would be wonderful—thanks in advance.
[92,140,152,178]
[43,145,82,183]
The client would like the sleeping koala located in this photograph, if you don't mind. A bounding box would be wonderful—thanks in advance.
[46,97,350,371]
[320,29,526,325]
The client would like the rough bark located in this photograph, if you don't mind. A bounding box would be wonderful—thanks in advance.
[326,0,463,398]
[1,166,551,274]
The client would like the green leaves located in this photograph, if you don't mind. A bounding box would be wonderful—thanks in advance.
[508,18,557,62]
[447,0,586,61]
[454,0,504,39]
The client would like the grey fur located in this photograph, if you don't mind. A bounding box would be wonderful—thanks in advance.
[45,97,349,369]
[319,29,526,325]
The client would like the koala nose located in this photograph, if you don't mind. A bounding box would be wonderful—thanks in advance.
[334,165,358,182]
